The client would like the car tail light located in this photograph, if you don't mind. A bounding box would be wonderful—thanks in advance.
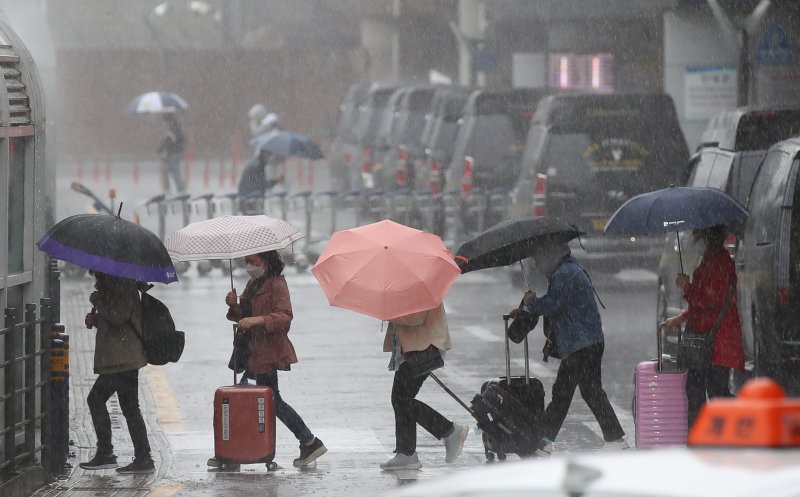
[724,234,737,256]
[429,160,442,194]
[395,148,408,187]
[361,148,372,173]
[460,156,474,195]
[778,287,791,305]
[533,173,547,217]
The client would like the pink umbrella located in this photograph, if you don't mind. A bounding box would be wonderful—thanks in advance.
[311,220,460,321]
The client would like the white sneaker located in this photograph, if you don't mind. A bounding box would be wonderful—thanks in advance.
[535,439,553,458]
[380,452,422,471]
[602,438,630,450]
[444,423,469,463]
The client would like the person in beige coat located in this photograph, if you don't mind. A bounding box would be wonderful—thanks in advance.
[380,304,469,471]
[79,272,154,474]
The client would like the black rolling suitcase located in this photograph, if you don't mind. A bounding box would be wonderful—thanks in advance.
[431,314,545,461]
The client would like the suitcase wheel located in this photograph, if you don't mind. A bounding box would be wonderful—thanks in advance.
[485,451,495,462]
[497,453,507,461]
[221,462,241,472]
[267,462,278,471]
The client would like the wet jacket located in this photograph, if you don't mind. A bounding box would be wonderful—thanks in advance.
[681,244,745,369]
[383,304,452,354]
[90,282,146,375]
[524,256,604,359]
[227,275,297,373]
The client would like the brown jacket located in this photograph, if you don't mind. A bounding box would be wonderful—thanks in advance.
[383,304,451,354]
[227,275,297,373]
[90,282,146,375]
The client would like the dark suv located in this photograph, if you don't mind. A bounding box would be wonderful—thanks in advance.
[656,107,800,358]
[510,94,689,270]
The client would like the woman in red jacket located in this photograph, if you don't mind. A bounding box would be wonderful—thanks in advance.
[209,250,327,468]
[666,225,745,426]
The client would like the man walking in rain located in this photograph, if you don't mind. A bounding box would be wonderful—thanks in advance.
[158,114,186,194]
[510,240,628,455]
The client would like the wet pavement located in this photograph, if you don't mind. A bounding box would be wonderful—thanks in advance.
[32,161,657,497]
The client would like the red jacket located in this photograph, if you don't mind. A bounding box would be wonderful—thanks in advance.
[681,244,745,369]
[227,275,297,373]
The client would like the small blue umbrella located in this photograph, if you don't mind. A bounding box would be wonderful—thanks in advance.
[250,130,324,160]
[126,91,188,114]
[603,185,749,271]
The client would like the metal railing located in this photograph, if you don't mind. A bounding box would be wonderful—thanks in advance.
[0,298,57,478]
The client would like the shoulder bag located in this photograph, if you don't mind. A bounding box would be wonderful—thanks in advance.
[678,285,735,370]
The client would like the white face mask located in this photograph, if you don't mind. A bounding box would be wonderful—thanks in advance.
[245,264,265,280]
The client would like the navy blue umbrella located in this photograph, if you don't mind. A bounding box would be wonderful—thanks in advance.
[603,186,749,271]
[36,213,178,284]
[250,130,324,160]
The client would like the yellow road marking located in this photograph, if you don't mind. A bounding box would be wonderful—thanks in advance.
[148,482,184,497]
[143,365,183,432]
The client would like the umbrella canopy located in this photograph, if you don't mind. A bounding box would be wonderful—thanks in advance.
[455,217,584,274]
[250,130,324,160]
[603,186,749,235]
[126,91,188,114]
[164,215,303,261]
[311,220,460,321]
[36,214,178,284]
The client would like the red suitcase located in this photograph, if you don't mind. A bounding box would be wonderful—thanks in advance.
[213,385,276,466]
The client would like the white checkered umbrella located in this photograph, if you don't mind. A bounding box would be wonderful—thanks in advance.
[165,215,303,290]
[164,215,303,262]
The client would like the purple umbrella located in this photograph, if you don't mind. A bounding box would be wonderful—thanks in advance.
[36,213,178,284]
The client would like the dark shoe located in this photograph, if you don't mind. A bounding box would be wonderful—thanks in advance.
[116,458,155,474]
[79,453,117,470]
[293,437,327,467]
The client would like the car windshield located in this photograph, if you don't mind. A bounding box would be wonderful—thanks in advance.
[735,112,800,151]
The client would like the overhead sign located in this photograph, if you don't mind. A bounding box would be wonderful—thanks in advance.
[683,66,738,120]
[757,23,792,66]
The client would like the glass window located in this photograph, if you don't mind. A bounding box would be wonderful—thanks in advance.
[8,138,25,273]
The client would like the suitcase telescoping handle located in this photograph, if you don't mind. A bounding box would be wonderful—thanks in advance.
[232,323,239,386]
[503,314,530,385]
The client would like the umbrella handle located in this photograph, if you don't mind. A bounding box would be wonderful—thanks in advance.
[518,260,531,290]
[676,230,684,274]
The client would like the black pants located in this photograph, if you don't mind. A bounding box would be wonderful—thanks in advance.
[687,364,732,427]
[541,342,625,443]
[87,369,151,460]
[391,362,454,455]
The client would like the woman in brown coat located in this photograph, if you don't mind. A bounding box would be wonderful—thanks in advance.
[209,250,327,468]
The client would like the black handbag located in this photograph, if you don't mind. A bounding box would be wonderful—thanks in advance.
[508,296,540,344]
[678,285,735,370]
[227,331,250,373]
[541,317,560,362]
[403,345,444,378]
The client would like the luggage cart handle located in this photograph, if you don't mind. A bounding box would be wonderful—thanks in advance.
[502,314,530,385]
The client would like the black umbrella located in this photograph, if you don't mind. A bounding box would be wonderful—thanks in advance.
[454,217,584,274]
[36,212,178,284]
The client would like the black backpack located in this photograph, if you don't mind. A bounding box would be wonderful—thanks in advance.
[134,285,185,365]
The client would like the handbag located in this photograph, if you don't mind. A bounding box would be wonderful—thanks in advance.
[403,345,444,378]
[508,296,540,344]
[678,285,735,370]
[541,316,560,362]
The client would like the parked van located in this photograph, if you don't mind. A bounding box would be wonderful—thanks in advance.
[511,93,689,269]
[734,137,800,393]
[656,107,800,356]
[328,83,370,192]
[352,84,400,190]
[415,87,471,193]
[374,86,437,191]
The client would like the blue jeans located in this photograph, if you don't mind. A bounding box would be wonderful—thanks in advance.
[255,370,313,443]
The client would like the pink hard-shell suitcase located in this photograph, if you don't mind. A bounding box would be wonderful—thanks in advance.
[634,324,688,448]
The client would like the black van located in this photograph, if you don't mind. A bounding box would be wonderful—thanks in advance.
[352,84,401,190]
[510,94,689,269]
[328,83,370,192]
[656,107,800,355]
[735,137,800,392]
